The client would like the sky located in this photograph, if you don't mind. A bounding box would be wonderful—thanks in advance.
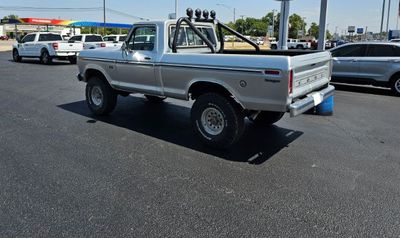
[0,0,399,33]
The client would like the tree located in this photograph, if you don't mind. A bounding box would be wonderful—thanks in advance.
[2,14,18,20]
[309,22,319,39]
[289,14,306,39]
[308,22,332,40]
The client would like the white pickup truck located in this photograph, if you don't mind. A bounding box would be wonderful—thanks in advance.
[77,9,334,148]
[103,35,127,47]
[69,34,110,50]
[12,32,83,64]
[271,39,312,50]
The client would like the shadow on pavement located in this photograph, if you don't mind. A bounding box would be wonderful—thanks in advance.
[8,59,72,66]
[58,96,303,165]
[332,83,393,97]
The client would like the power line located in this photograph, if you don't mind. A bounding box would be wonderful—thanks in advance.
[0,6,149,20]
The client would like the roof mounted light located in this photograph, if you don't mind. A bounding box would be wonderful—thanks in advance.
[195,8,202,19]
[210,10,216,19]
[186,8,194,19]
[203,10,209,19]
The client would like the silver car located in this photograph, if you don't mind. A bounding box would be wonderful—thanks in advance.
[331,42,400,96]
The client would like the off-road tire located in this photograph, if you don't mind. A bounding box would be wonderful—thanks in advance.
[85,77,118,116]
[191,93,245,149]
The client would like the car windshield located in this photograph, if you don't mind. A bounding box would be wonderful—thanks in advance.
[85,35,103,42]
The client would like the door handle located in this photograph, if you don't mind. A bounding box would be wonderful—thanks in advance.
[144,57,151,60]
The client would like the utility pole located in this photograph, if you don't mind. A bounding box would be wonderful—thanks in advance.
[278,0,290,50]
[175,0,178,19]
[103,0,106,35]
[386,0,392,40]
[380,0,386,39]
[318,0,328,50]
[233,8,236,23]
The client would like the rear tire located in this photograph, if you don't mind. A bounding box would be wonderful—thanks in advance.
[249,111,285,126]
[296,45,304,50]
[191,93,245,149]
[85,77,118,116]
[68,56,77,64]
[145,95,166,103]
[12,49,21,62]
[271,44,277,50]
[40,50,52,65]
[391,77,400,96]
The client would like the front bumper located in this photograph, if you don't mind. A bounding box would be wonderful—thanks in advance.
[289,85,335,117]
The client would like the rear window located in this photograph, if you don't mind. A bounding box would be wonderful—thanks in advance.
[85,35,103,42]
[69,36,82,41]
[331,45,367,57]
[169,26,216,48]
[104,36,116,42]
[38,34,62,41]
[367,45,400,57]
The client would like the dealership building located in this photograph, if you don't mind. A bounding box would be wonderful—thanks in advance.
[0,18,133,37]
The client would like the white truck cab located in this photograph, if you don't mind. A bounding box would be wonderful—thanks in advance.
[69,34,110,50]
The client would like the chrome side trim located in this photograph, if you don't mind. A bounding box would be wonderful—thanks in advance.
[157,63,264,74]
[79,57,116,63]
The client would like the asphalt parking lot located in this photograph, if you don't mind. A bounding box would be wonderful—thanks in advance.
[0,51,399,237]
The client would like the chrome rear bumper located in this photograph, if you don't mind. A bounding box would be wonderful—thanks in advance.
[289,85,335,117]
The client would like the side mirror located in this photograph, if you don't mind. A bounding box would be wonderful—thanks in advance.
[113,41,118,44]
[121,42,127,51]
[16,36,22,43]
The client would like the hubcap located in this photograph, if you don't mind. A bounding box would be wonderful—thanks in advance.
[395,78,400,93]
[91,86,103,106]
[201,107,225,136]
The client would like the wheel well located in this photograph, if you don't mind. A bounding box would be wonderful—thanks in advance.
[189,81,234,100]
[40,48,48,54]
[389,72,400,85]
[85,69,108,84]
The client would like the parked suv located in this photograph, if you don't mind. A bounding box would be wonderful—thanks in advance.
[331,42,400,96]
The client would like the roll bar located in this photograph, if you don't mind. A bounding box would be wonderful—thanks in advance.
[171,16,261,54]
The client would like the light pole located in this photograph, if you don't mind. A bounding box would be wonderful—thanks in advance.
[103,0,106,35]
[386,0,391,40]
[317,0,328,50]
[217,3,236,23]
[380,0,386,39]
[276,0,292,50]
[270,9,277,38]
[175,0,179,19]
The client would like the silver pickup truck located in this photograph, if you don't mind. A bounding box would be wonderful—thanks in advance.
[77,9,334,148]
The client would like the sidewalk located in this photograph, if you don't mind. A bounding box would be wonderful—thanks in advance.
[0,40,14,52]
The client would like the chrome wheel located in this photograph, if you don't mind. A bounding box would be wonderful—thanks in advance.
[201,107,225,136]
[91,86,104,106]
[395,78,400,93]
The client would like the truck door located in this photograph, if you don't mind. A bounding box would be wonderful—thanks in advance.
[117,25,159,95]
[18,34,36,56]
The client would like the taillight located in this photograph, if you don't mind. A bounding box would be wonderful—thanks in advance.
[265,70,280,75]
[289,70,293,94]
[52,42,59,50]
[100,43,106,47]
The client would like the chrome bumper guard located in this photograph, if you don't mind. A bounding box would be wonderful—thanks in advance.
[289,85,335,117]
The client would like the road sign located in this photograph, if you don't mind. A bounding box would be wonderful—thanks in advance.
[348,26,356,33]
[357,28,364,34]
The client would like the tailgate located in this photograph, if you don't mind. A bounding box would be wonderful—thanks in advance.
[290,51,332,99]
[58,42,83,52]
